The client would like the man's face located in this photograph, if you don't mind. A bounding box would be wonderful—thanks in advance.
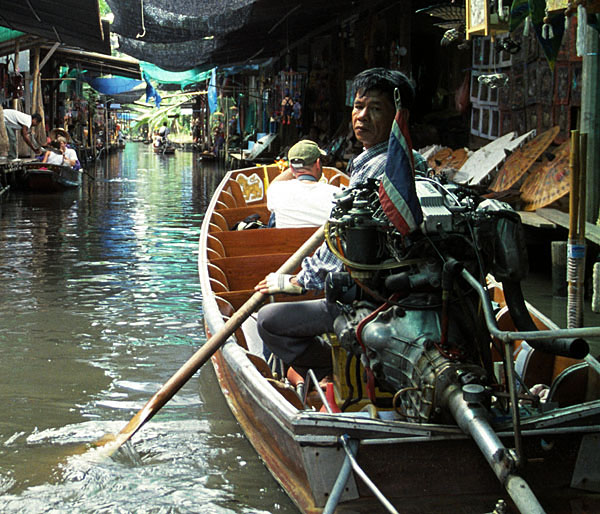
[351,89,395,149]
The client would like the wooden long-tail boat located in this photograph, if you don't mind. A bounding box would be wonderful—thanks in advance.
[19,161,82,192]
[198,163,600,513]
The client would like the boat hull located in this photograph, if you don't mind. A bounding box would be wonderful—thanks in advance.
[209,328,600,513]
[20,163,82,192]
[199,165,600,513]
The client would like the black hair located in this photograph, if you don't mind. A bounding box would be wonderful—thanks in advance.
[31,113,42,123]
[351,68,415,111]
[50,140,61,149]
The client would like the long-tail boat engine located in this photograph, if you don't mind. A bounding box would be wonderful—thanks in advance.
[327,177,529,420]
[325,177,589,511]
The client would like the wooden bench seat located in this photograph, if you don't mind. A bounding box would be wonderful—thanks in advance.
[211,253,294,290]
[209,226,317,257]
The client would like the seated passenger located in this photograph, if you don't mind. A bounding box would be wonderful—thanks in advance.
[267,140,340,228]
[152,131,163,148]
[42,140,64,165]
[42,136,79,168]
[59,136,80,168]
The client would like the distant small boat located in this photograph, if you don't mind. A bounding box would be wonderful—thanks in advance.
[198,151,216,160]
[153,142,176,154]
[19,162,82,192]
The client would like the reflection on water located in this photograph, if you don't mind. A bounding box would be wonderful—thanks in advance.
[0,145,295,513]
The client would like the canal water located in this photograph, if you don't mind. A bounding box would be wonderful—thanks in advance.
[0,144,296,513]
[1,143,599,514]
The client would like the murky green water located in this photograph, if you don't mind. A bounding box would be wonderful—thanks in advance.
[0,144,295,513]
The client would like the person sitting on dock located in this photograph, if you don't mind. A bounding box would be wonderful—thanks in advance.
[3,109,42,160]
[255,67,416,380]
[267,140,340,228]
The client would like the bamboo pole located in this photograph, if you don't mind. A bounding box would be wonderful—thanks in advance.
[578,133,588,242]
[31,47,46,147]
[568,130,580,240]
[567,130,585,330]
[11,41,20,110]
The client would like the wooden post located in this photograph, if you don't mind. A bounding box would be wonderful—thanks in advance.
[104,102,109,153]
[11,41,20,110]
[31,46,46,146]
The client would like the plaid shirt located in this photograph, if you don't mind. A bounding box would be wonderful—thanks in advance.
[296,142,389,291]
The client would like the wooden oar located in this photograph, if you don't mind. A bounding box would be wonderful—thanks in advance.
[93,224,325,457]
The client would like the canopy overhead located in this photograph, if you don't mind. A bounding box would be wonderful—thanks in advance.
[106,0,256,43]
[0,0,109,55]
[47,46,141,80]
[140,62,213,88]
[107,0,389,71]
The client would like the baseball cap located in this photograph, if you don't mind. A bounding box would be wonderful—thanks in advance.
[288,140,326,169]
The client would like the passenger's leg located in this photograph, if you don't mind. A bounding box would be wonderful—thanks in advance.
[257,298,337,369]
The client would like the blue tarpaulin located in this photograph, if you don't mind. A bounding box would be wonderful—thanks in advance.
[208,67,218,114]
[143,71,162,107]
[84,76,144,95]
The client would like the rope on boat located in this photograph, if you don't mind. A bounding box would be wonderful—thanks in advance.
[306,370,399,514]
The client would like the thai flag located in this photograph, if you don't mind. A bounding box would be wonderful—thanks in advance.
[378,108,423,235]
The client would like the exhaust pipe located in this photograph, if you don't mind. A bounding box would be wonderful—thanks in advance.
[445,385,546,514]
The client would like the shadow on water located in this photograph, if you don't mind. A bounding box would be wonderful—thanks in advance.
[0,144,296,513]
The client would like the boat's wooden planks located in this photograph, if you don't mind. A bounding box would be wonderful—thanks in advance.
[208,227,317,257]
[211,254,294,290]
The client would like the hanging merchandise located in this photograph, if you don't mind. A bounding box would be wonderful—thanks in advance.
[272,69,304,127]
[6,58,23,101]
[292,95,302,128]
[508,0,565,70]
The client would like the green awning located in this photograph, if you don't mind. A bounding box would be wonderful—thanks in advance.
[140,61,213,88]
[0,27,26,44]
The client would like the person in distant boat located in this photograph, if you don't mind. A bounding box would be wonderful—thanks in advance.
[59,136,80,168]
[42,136,79,168]
[158,122,170,139]
[254,68,416,380]
[42,140,64,165]
[3,109,42,160]
[152,130,163,149]
[267,140,340,228]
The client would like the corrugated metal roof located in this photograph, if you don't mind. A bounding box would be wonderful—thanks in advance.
[0,0,109,54]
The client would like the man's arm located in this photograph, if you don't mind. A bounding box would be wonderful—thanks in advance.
[295,241,342,291]
[20,125,40,153]
[254,240,342,294]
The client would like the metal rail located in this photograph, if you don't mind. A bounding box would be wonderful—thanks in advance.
[306,370,399,514]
